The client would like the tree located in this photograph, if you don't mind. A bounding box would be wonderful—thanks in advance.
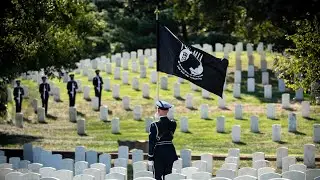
[273,18,320,102]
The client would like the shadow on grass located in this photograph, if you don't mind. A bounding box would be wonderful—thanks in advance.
[112,132,122,135]
[175,97,185,101]
[303,117,316,121]
[46,114,58,120]
[84,98,91,102]
[252,131,264,134]
[125,108,132,111]
[78,133,88,136]
[233,141,247,145]
[202,117,213,120]
[217,131,229,134]
[182,130,192,134]
[38,121,48,124]
[283,107,296,111]
[291,131,307,136]
[77,111,86,117]
[134,89,141,92]
[269,117,280,120]
[219,107,231,111]
[23,117,32,123]
[276,140,287,144]
[203,97,214,100]
[235,118,248,121]
[113,97,122,101]
[0,132,43,146]
[108,110,113,115]
[187,107,198,111]
[54,99,63,103]
[143,96,152,100]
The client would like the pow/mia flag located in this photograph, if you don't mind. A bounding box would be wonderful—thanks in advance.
[157,25,229,97]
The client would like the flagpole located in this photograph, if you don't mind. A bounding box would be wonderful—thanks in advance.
[155,4,160,101]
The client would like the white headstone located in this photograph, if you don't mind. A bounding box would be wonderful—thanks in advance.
[133,105,142,120]
[180,149,191,168]
[140,66,147,78]
[37,107,45,123]
[185,94,193,109]
[174,83,180,98]
[192,161,207,172]
[111,118,120,134]
[15,113,23,128]
[139,55,144,65]
[83,86,90,100]
[289,164,306,172]
[276,147,288,168]
[232,125,241,142]
[77,119,86,135]
[142,84,149,98]
[216,169,236,179]
[266,103,276,119]
[150,71,157,84]
[180,117,189,133]
[39,167,56,177]
[75,146,86,162]
[9,157,20,169]
[118,146,129,160]
[132,150,144,163]
[217,116,225,133]
[122,59,129,71]
[272,124,281,142]
[147,57,154,69]
[172,158,183,173]
[86,150,98,166]
[261,60,267,72]
[61,158,74,172]
[131,51,137,60]
[106,63,112,74]
[69,107,77,123]
[295,88,304,101]
[282,156,296,173]
[314,124,320,143]
[115,57,121,67]
[201,89,210,99]
[247,78,255,92]
[23,143,33,162]
[91,97,99,111]
[288,113,297,132]
[218,94,226,109]
[145,117,153,133]
[75,161,88,175]
[250,115,259,133]
[278,79,286,92]
[304,144,315,168]
[114,67,121,80]
[132,77,139,90]
[88,70,95,81]
[122,96,130,110]
[200,104,209,119]
[112,84,120,99]
[191,83,199,91]
[31,99,38,113]
[132,60,138,73]
[282,93,290,109]
[248,65,254,78]
[160,76,168,90]
[200,153,213,173]
[233,83,241,98]
[264,85,272,99]
[262,72,269,85]
[99,153,111,174]
[235,104,242,119]
[103,78,111,91]
[100,106,108,121]
[234,71,242,83]
[83,168,101,180]
[301,101,310,118]
[122,71,129,85]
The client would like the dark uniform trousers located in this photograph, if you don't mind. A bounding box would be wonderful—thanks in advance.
[13,87,24,113]
[67,81,78,107]
[149,117,178,180]
[93,76,103,107]
[39,83,50,115]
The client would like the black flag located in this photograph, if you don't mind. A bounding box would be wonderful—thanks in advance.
[157,25,229,97]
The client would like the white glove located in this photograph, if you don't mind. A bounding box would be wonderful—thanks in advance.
[148,161,154,166]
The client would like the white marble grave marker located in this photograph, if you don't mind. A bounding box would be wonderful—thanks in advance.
[304,144,315,168]
[200,104,209,119]
[106,63,112,74]
[112,84,120,99]
[69,107,77,122]
[174,83,180,98]
[266,103,276,119]
[232,125,241,142]
[216,116,225,133]
[112,118,120,134]
[122,71,129,84]
[262,72,269,85]
[132,77,139,90]
[83,86,90,100]
[185,94,193,109]
[250,115,259,133]
[301,101,310,118]
[233,83,241,98]
[278,79,286,92]
[140,66,147,78]
[100,106,108,121]
[247,78,255,92]
[282,93,290,109]
[160,76,168,90]
[248,65,254,78]
[314,124,320,143]
[234,70,241,83]
[180,117,188,133]
[15,113,23,128]
[142,84,149,98]
[37,107,45,123]
[150,71,157,84]
[295,88,304,101]
[133,105,142,120]
[272,124,281,142]
[235,104,242,119]
[77,119,86,135]
[91,97,99,111]
[288,113,297,132]
[264,85,272,99]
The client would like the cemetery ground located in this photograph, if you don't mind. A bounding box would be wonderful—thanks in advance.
[1,52,319,164]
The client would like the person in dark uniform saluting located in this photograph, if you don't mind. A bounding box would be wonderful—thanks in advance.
[39,76,50,115]
[67,74,78,107]
[148,100,178,180]
[93,70,103,107]
[13,80,24,113]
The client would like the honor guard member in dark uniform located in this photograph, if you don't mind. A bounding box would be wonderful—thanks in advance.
[148,100,178,180]
[39,76,50,115]
[67,74,78,107]
[13,80,24,113]
[93,70,103,107]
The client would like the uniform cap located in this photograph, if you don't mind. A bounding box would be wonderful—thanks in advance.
[95,70,100,73]
[156,100,172,110]
[41,76,47,79]
[15,80,21,83]
[69,74,74,77]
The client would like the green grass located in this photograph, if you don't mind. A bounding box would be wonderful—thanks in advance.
[1,51,319,158]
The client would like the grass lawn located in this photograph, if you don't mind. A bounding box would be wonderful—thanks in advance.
[1,51,319,158]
